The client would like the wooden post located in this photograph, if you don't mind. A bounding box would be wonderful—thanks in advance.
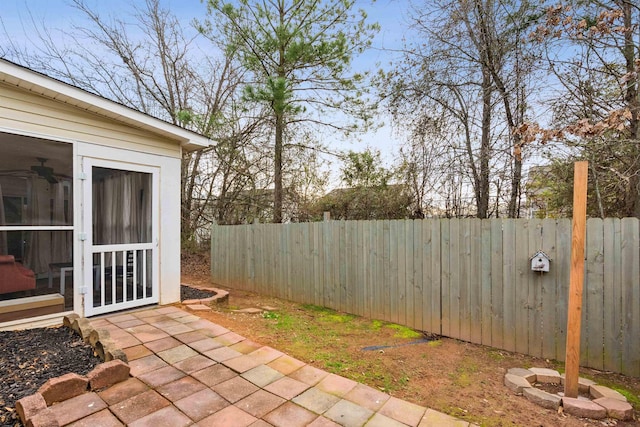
[564,161,588,398]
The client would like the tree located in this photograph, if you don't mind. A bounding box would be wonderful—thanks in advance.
[199,0,378,223]
[384,0,542,218]
[522,0,640,218]
[1,0,273,245]
[307,149,412,220]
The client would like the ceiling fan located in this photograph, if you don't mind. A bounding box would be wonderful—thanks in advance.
[30,157,59,184]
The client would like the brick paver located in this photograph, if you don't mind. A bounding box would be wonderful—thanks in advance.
[143,336,182,353]
[170,354,213,373]
[293,387,341,415]
[378,396,427,426]
[98,378,150,405]
[197,405,257,427]
[263,401,318,427]
[323,398,374,427]
[156,376,207,402]
[289,365,330,386]
[123,344,153,361]
[49,392,107,426]
[109,390,170,424]
[268,354,306,375]
[29,307,473,427]
[191,364,238,387]
[137,365,186,387]
[127,354,168,376]
[127,406,192,427]
[204,346,244,362]
[213,376,260,403]
[343,383,390,412]
[242,364,285,387]
[156,344,199,364]
[66,409,124,427]
[174,388,229,421]
[264,376,311,400]
[315,373,358,398]
[187,337,223,353]
[236,389,286,418]
[230,339,263,354]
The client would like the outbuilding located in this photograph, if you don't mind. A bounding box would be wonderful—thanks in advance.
[0,59,209,329]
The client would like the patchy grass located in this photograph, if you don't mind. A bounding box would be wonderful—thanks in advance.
[384,323,423,339]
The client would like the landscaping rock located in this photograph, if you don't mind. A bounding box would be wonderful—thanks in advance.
[16,393,47,424]
[71,318,94,343]
[38,373,88,405]
[87,360,130,390]
[561,397,606,419]
[89,328,110,348]
[593,397,634,421]
[560,374,596,393]
[506,368,536,384]
[528,368,561,384]
[504,374,532,394]
[62,314,80,329]
[105,346,128,363]
[589,384,627,401]
[523,387,561,410]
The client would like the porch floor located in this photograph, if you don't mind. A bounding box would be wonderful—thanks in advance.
[46,306,474,426]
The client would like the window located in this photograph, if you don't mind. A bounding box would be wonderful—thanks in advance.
[0,132,74,318]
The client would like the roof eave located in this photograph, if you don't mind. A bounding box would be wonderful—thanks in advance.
[0,59,211,151]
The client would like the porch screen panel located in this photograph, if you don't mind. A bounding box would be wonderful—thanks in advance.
[91,168,153,309]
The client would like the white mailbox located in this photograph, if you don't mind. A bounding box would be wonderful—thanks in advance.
[530,250,551,273]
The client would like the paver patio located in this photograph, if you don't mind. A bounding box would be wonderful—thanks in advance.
[56,306,477,426]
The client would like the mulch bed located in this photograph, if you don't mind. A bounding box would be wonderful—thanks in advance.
[180,284,216,300]
[0,285,214,426]
[0,327,100,427]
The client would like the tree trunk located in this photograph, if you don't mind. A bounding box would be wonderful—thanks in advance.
[620,0,640,217]
[273,112,284,223]
[477,68,492,218]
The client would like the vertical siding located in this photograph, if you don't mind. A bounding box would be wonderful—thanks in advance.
[210,218,640,377]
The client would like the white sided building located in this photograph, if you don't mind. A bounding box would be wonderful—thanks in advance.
[0,59,209,329]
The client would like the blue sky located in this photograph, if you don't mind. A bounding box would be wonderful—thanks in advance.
[1,0,407,172]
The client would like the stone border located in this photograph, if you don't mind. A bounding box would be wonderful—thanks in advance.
[181,283,229,305]
[181,283,229,311]
[16,315,131,427]
[63,313,127,362]
[504,367,634,421]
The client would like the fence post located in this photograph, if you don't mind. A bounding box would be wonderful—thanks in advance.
[323,211,331,222]
[564,161,588,398]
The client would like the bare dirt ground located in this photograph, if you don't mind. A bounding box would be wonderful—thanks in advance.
[182,252,640,427]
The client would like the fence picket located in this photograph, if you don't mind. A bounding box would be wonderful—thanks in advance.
[541,219,557,360]
[585,219,604,369]
[210,217,640,376]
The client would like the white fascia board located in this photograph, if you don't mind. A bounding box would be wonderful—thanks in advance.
[0,59,210,151]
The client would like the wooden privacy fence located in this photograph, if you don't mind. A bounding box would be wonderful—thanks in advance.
[210,218,640,376]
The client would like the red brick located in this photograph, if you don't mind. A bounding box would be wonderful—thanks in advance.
[16,393,47,424]
[48,392,107,426]
[38,373,89,405]
[25,408,59,427]
[87,360,130,390]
